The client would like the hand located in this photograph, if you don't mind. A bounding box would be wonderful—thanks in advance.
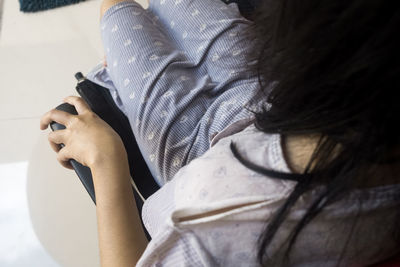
[40,96,127,171]
[41,97,147,266]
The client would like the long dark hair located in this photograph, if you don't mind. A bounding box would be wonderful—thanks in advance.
[239,0,400,265]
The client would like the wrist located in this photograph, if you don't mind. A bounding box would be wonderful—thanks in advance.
[89,139,128,169]
[90,145,131,186]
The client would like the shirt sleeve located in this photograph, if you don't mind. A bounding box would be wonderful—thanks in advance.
[136,228,217,267]
[137,211,264,267]
[98,0,259,185]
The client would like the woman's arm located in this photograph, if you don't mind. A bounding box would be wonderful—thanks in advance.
[92,157,148,266]
[40,96,148,266]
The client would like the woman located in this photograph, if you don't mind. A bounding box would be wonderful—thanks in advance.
[40,0,400,266]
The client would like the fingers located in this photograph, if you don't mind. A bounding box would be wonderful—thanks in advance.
[63,96,91,115]
[40,96,90,131]
[48,140,62,153]
[40,97,89,170]
[40,109,73,130]
[57,147,74,170]
[48,130,67,152]
[48,130,73,169]
[41,96,92,170]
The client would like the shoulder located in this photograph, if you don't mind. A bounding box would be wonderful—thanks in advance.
[172,123,296,209]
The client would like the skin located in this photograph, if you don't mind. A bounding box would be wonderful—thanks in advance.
[40,96,148,267]
[39,97,319,264]
[40,0,322,265]
[41,2,153,266]
[43,1,399,264]
[283,134,320,173]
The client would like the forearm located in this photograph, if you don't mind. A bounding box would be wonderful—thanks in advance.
[41,96,148,266]
[92,158,148,267]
